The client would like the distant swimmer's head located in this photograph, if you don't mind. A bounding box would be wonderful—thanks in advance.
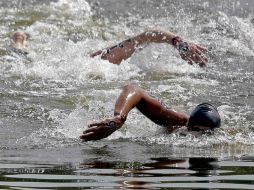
[12,31,27,42]
[12,31,28,49]
[187,103,221,132]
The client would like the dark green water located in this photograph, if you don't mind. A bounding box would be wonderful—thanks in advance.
[1,143,254,189]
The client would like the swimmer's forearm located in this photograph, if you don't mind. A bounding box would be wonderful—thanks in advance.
[90,28,180,64]
[134,28,178,46]
[90,38,136,64]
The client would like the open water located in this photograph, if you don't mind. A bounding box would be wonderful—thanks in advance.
[0,0,254,189]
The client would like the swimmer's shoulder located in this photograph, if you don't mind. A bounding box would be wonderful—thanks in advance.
[10,46,29,55]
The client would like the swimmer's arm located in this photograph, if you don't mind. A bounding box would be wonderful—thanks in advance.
[91,28,208,66]
[90,28,179,64]
[80,84,188,141]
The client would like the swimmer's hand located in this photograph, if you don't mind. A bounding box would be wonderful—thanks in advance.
[80,116,124,141]
[173,37,208,67]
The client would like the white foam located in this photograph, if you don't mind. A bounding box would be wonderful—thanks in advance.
[2,0,253,150]
[50,0,92,19]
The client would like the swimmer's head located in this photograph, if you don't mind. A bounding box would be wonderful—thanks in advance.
[12,31,27,42]
[12,31,28,50]
[187,103,221,131]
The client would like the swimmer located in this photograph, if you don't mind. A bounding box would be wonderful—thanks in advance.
[80,84,221,141]
[91,28,208,67]
[11,31,29,55]
[10,28,208,66]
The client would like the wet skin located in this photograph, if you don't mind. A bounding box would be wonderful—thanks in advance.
[91,28,208,66]
[81,29,210,141]
[11,29,209,142]
[80,84,190,141]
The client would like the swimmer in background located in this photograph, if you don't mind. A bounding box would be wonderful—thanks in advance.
[80,84,221,141]
[11,31,29,55]
[91,28,208,67]
[11,28,208,67]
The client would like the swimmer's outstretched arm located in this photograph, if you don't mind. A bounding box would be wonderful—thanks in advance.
[80,84,189,141]
[90,28,208,67]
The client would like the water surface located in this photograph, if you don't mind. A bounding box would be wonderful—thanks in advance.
[0,0,254,189]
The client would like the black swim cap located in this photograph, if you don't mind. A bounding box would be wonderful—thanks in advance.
[187,103,221,131]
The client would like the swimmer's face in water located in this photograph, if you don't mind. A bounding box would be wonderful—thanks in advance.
[188,125,213,132]
[13,32,27,43]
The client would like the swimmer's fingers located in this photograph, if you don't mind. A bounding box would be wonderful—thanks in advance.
[195,49,208,62]
[88,121,106,128]
[80,132,100,141]
[80,132,93,141]
[199,55,208,66]
[195,48,202,55]
[81,122,117,141]
[83,126,100,134]
[181,51,207,67]
[178,41,208,67]
[185,40,208,52]
[196,44,208,52]
[192,53,208,67]
[81,116,125,141]
[180,53,193,65]
[81,125,105,141]
[188,45,208,67]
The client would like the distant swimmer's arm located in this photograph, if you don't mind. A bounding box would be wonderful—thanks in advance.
[80,84,188,141]
[90,28,208,66]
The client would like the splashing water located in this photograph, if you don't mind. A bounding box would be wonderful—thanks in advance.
[0,0,253,150]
